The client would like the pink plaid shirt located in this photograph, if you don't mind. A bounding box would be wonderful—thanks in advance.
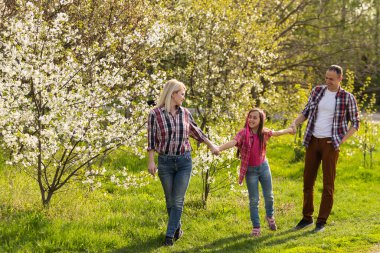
[147,106,207,155]
[234,129,272,184]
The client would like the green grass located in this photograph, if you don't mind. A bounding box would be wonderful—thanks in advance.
[0,135,379,253]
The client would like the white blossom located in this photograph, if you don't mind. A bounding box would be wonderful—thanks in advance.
[0,2,166,203]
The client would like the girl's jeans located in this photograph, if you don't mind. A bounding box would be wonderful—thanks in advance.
[246,160,274,228]
[158,151,192,238]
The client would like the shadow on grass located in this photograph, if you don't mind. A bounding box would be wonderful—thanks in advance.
[174,228,314,253]
[111,234,166,253]
[110,227,315,253]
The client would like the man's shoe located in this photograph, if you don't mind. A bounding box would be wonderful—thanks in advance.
[174,227,183,241]
[294,218,314,230]
[314,222,325,232]
[163,236,174,246]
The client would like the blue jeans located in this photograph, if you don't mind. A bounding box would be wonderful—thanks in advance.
[245,160,274,228]
[157,151,192,238]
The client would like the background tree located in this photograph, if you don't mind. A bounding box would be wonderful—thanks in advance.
[271,0,380,104]
[158,0,288,129]
[0,0,378,208]
[0,0,166,206]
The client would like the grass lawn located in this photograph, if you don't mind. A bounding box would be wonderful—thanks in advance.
[0,135,379,252]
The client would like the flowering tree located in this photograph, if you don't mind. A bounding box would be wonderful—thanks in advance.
[192,127,239,208]
[160,0,283,129]
[0,1,166,206]
[156,0,289,204]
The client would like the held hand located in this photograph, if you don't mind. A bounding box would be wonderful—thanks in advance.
[211,145,220,155]
[290,124,297,134]
[148,161,157,176]
[288,127,296,135]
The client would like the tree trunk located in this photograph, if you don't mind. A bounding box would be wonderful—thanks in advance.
[202,169,210,208]
[340,0,347,63]
[375,0,380,70]
[42,189,54,207]
[341,0,346,31]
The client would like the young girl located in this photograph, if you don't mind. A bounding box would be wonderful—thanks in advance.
[218,108,293,237]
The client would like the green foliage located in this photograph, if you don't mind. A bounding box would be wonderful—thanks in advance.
[1,0,379,208]
[261,83,310,127]
[345,70,378,168]
[292,125,306,163]
[158,0,285,128]
[261,83,310,161]
[191,127,240,208]
[273,0,380,95]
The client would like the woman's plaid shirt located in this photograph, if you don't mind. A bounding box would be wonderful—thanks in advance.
[147,106,207,155]
[302,85,360,150]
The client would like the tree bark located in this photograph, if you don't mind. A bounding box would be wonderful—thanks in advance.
[375,0,380,70]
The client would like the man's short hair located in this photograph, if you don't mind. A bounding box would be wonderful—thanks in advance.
[328,65,343,76]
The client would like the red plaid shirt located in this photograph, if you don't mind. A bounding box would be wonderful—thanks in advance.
[302,85,360,150]
[234,129,272,184]
[147,106,207,155]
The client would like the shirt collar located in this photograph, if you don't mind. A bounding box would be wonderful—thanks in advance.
[161,105,182,113]
[322,85,343,95]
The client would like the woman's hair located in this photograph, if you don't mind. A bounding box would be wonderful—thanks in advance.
[156,79,186,112]
[237,108,266,158]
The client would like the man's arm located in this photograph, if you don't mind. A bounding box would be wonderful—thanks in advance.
[340,93,360,144]
[272,127,294,137]
[290,114,307,133]
[341,126,357,144]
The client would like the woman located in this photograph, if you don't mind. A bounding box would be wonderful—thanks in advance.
[147,79,218,246]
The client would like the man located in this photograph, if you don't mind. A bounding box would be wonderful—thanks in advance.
[291,65,360,232]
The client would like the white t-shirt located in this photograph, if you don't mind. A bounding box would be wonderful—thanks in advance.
[313,89,337,138]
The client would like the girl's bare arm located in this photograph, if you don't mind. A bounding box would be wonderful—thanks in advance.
[218,140,237,152]
[271,127,294,137]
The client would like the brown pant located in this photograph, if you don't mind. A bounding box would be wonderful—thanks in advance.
[303,136,339,224]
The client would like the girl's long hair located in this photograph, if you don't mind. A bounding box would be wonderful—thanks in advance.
[237,108,266,158]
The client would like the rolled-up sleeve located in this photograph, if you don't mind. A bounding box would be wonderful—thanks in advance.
[188,112,207,142]
[264,130,273,142]
[147,110,156,151]
[348,93,360,130]
[233,129,245,149]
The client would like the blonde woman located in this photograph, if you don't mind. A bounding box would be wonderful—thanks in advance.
[147,79,218,246]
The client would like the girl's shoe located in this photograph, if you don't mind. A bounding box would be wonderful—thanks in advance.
[250,227,261,237]
[266,216,277,231]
